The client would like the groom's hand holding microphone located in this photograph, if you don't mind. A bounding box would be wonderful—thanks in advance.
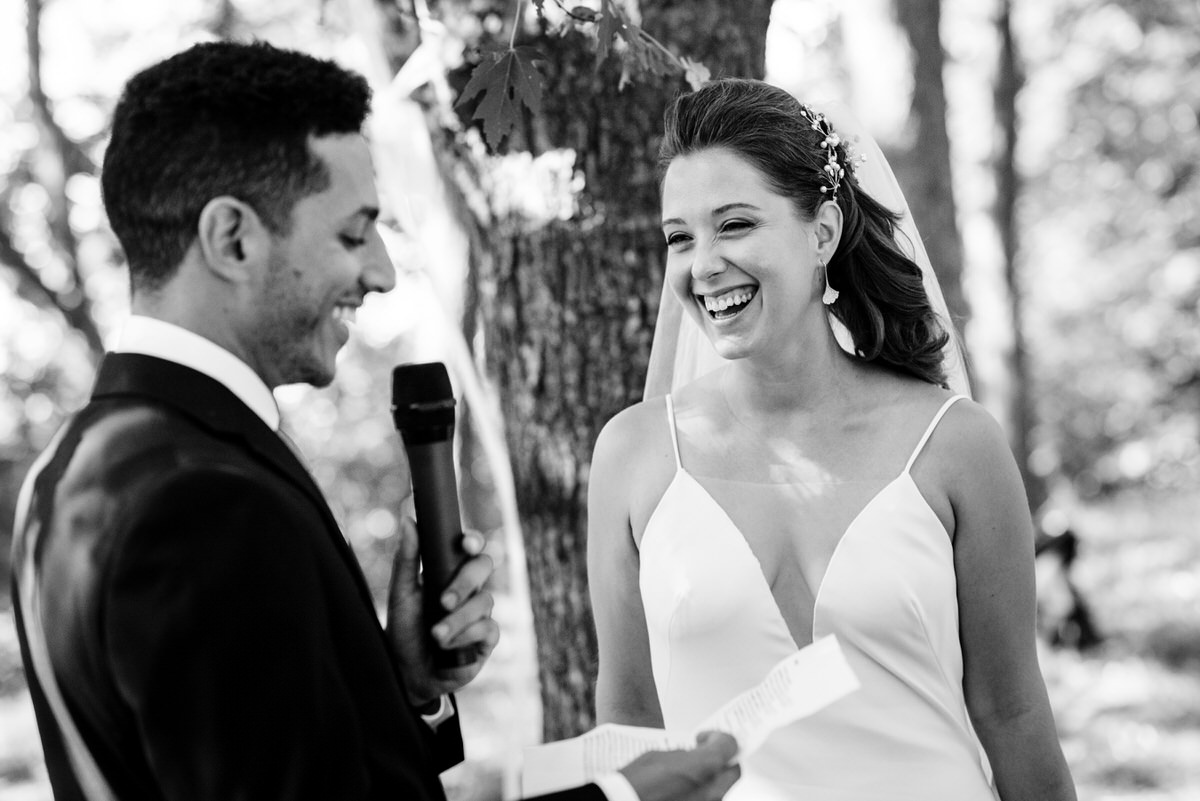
[386,362,498,707]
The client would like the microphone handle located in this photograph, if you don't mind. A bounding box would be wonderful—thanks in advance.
[404,439,476,669]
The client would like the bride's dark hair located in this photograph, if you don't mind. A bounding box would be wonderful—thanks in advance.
[657,78,950,388]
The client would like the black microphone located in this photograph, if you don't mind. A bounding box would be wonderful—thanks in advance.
[391,361,475,669]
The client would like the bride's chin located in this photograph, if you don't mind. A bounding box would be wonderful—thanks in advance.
[703,328,752,358]
[712,341,750,361]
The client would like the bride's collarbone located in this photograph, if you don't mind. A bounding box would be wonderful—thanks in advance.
[679,408,903,483]
[692,382,952,472]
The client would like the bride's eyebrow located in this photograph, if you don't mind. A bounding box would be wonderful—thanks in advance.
[661,202,763,228]
[713,202,760,215]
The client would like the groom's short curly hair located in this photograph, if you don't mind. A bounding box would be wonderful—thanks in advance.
[101,40,372,291]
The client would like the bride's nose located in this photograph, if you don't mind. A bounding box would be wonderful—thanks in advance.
[691,241,727,282]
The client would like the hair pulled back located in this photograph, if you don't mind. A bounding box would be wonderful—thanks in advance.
[657,78,950,388]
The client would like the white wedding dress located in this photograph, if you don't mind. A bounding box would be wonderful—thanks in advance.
[638,394,1000,801]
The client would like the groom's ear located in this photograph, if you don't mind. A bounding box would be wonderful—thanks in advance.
[196,196,272,284]
[813,200,843,262]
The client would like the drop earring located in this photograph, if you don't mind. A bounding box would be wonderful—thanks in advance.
[821,260,840,305]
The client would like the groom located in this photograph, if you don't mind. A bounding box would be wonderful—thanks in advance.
[10,41,738,801]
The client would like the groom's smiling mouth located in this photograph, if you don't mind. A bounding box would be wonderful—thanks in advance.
[701,286,758,321]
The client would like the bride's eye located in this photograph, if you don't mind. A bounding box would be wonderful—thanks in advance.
[665,231,692,248]
[720,219,754,234]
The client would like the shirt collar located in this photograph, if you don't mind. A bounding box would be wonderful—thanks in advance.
[114,315,281,431]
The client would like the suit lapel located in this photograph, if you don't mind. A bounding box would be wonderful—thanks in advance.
[91,353,380,611]
[92,354,322,504]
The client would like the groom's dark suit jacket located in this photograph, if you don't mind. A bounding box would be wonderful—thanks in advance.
[12,353,603,801]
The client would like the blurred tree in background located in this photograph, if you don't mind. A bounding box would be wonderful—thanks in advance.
[993,0,1046,512]
[892,0,969,331]
[1020,0,1200,498]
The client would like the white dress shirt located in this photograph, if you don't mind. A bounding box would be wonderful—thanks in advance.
[115,315,281,431]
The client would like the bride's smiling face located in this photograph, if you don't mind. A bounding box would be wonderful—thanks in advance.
[661,146,824,362]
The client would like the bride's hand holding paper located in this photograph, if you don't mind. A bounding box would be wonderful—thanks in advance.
[522,635,859,797]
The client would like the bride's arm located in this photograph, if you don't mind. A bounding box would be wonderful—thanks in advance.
[944,402,1078,801]
[588,403,666,728]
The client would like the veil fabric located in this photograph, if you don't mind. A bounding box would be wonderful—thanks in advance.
[643,98,971,400]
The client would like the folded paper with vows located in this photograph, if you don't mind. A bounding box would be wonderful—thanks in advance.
[522,634,860,797]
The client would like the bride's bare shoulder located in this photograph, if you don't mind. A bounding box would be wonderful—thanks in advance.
[911,393,1018,500]
[592,396,683,537]
[596,397,671,456]
[595,396,681,484]
[595,367,724,449]
[934,396,1012,465]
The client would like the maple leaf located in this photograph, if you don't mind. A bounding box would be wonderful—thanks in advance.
[457,46,545,150]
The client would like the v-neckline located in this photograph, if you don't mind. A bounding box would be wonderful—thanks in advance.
[666,467,916,651]
[645,391,964,651]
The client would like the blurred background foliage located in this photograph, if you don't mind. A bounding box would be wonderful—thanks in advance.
[1,0,1199,798]
[1022,0,1200,497]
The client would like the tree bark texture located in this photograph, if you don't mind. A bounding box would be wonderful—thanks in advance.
[892,0,971,339]
[475,0,772,741]
[993,0,1046,513]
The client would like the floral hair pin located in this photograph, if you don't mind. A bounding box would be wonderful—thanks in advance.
[797,104,866,200]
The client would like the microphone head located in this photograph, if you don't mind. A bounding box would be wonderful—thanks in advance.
[391,362,456,437]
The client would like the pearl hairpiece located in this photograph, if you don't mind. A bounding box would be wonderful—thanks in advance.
[797,104,866,200]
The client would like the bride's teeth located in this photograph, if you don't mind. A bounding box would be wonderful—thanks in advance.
[704,289,754,313]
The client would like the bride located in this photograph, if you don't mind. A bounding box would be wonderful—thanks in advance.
[587,78,1076,800]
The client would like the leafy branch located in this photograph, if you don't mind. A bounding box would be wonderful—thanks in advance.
[456,43,546,152]
[456,0,709,150]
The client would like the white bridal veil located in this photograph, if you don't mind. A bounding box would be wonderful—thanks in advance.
[643,97,971,400]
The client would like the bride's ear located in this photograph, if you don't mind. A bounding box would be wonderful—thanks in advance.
[813,200,843,263]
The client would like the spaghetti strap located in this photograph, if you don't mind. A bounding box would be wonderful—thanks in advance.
[663,394,682,469]
[904,394,967,474]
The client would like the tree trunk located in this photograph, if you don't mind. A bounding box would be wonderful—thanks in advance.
[477,0,772,741]
[892,0,970,337]
[994,0,1046,513]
